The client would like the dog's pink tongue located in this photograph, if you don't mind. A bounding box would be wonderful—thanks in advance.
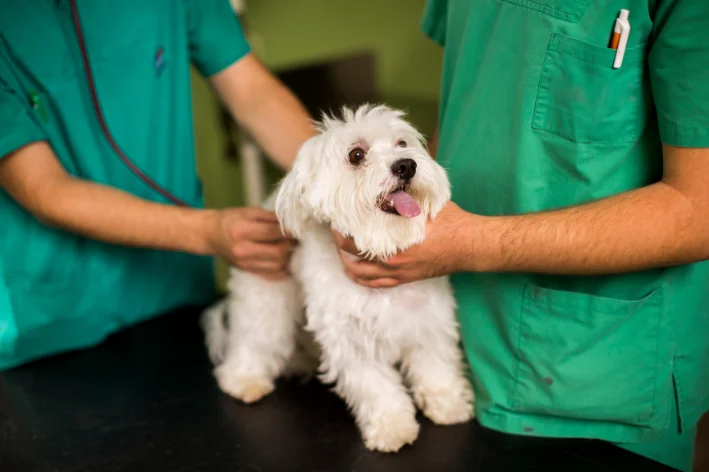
[390,190,421,218]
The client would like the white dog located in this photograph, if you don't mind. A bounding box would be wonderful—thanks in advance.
[202,104,475,452]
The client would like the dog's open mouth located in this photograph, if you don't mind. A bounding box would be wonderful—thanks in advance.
[379,183,421,218]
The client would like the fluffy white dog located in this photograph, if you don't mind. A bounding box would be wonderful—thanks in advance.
[202,104,474,452]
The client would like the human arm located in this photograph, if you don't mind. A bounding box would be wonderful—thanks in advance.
[335,0,709,287]
[185,0,315,171]
[0,142,294,278]
[462,145,709,275]
[335,145,709,287]
[210,54,316,171]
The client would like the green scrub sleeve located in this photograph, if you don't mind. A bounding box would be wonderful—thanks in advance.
[0,79,46,162]
[184,0,252,77]
[421,0,448,47]
[649,0,709,148]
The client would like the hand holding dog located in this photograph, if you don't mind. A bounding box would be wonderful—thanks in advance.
[334,201,477,288]
[207,207,295,280]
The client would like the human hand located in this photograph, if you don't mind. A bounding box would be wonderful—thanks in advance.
[333,202,476,288]
[207,207,296,280]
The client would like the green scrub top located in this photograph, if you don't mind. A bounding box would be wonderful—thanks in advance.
[0,0,250,370]
[422,0,709,470]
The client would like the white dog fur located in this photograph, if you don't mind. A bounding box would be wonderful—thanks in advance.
[202,104,474,453]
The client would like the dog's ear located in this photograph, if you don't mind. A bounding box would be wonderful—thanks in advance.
[275,136,319,239]
[275,172,307,239]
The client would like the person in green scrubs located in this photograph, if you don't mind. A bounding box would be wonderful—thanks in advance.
[335,0,709,470]
[0,1,314,370]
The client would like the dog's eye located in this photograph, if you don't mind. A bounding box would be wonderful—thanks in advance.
[348,147,366,165]
[396,140,407,148]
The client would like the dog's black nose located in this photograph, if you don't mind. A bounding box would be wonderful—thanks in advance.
[391,158,417,179]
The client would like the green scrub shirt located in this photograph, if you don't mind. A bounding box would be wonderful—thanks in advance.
[0,0,250,370]
[422,0,709,470]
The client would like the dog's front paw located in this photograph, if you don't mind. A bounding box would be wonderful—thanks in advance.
[362,410,420,453]
[214,364,274,404]
[416,384,475,425]
[423,396,475,425]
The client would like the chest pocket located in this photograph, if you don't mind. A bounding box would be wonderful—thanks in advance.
[499,0,590,22]
[532,33,648,145]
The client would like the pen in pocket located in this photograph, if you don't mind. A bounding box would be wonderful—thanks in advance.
[610,9,630,69]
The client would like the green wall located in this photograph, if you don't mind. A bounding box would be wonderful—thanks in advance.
[246,0,442,101]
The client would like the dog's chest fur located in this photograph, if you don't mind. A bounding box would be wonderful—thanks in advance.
[290,225,456,361]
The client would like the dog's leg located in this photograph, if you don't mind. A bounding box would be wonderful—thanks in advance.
[402,337,475,425]
[201,298,230,365]
[212,268,301,404]
[313,323,419,453]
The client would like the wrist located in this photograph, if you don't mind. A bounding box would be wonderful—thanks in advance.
[186,208,220,257]
[454,212,503,273]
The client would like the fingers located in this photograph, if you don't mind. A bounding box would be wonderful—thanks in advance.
[234,247,293,279]
[237,258,288,273]
[354,277,400,288]
[233,239,295,263]
[337,252,404,290]
[340,255,394,281]
[234,219,287,243]
[332,230,360,256]
[226,208,287,243]
[331,228,409,288]
[241,207,280,223]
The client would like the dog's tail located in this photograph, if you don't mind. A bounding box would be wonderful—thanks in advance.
[200,299,229,366]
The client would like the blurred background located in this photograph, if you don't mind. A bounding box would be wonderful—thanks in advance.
[191,0,443,289]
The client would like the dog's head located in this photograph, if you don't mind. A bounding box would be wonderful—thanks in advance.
[275,104,451,259]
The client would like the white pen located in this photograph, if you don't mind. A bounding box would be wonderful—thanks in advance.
[610,9,631,69]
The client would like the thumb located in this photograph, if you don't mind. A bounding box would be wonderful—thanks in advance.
[332,231,360,256]
[244,219,287,242]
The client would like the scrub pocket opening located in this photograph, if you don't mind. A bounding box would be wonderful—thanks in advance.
[532,33,647,144]
[511,283,672,429]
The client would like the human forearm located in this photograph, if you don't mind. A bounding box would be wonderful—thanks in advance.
[334,185,696,287]
[464,181,703,275]
[237,87,314,171]
[334,146,709,287]
[37,177,216,254]
[211,55,315,170]
[0,142,215,255]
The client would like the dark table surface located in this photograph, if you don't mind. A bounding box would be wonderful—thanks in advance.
[0,307,677,472]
